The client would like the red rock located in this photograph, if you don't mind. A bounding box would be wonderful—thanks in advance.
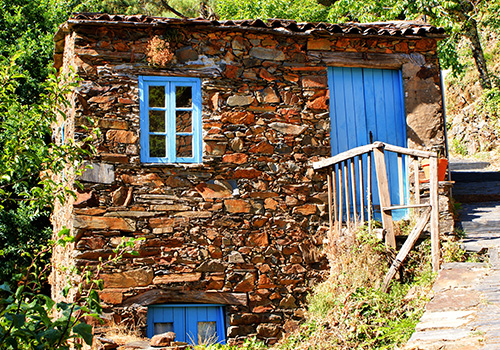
[258,274,276,288]
[293,204,317,215]
[247,232,268,247]
[230,313,261,326]
[232,168,262,179]
[258,87,280,103]
[283,264,307,274]
[208,245,223,258]
[253,306,274,313]
[73,215,136,231]
[232,36,249,51]
[74,208,106,216]
[307,95,329,110]
[248,106,276,112]
[205,141,227,156]
[279,295,297,309]
[74,191,98,208]
[282,246,298,255]
[224,65,240,79]
[164,176,191,188]
[121,174,164,186]
[249,141,274,154]
[195,183,232,200]
[206,277,224,290]
[210,92,220,111]
[99,119,128,130]
[259,69,276,81]
[307,38,331,50]
[153,273,202,284]
[149,217,187,229]
[150,332,176,347]
[283,73,299,82]
[234,273,255,292]
[88,95,115,104]
[253,217,268,228]
[225,199,252,213]
[101,153,129,163]
[117,97,134,104]
[257,324,280,337]
[101,268,153,288]
[222,153,248,164]
[264,198,278,210]
[301,75,328,88]
[221,111,255,125]
[99,290,124,305]
[106,130,138,144]
[114,42,129,51]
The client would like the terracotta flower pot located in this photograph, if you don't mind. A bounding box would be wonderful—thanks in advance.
[420,158,448,183]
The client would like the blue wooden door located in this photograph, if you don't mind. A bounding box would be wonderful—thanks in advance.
[328,67,408,220]
[147,304,226,345]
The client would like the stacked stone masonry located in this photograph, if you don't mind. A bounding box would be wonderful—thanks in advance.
[51,16,448,345]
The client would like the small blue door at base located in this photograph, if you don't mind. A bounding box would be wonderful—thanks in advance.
[147,304,226,345]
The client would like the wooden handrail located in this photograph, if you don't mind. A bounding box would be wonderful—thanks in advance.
[313,141,442,274]
[313,144,374,169]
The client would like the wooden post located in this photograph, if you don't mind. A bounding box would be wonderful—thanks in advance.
[382,207,431,292]
[332,167,338,224]
[414,156,420,205]
[327,171,333,236]
[350,159,358,224]
[429,156,440,272]
[373,143,396,249]
[398,153,404,205]
[343,161,351,227]
[359,156,365,222]
[367,152,372,234]
[338,163,343,231]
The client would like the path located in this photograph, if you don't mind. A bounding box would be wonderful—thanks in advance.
[405,159,500,349]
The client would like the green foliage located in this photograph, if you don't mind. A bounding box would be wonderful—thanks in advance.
[0,231,144,349]
[194,337,267,350]
[0,0,79,104]
[78,0,204,18]
[275,227,434,349]
[479,86,500,118]
[216,0,329,21]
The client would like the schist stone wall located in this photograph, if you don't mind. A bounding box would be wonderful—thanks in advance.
[51,15,447,344]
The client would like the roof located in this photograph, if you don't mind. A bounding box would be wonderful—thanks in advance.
[60,13,446,39]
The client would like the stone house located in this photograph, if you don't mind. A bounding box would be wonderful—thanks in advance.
[51,13,447,345]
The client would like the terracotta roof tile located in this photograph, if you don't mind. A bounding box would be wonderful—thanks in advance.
[67,13,446,38]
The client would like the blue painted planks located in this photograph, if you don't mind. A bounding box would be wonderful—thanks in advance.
[328,67,408,221]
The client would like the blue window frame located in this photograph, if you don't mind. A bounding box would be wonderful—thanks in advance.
[139,76,202,163]
[147,304,226,345]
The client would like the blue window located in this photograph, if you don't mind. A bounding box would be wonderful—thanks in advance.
[139,76,202,163]
[147,304,226,345]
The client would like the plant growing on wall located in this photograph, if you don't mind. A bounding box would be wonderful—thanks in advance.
[146,35,175,67]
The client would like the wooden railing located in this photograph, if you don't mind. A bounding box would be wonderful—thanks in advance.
[313,142,441,279]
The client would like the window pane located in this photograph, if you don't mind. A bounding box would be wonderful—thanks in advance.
[176,111,192,133]
[176,86,192,107]
[150,135,166,158]
[150,110,165,132]
[198,321,217,345]
[154,322,174,335]
[176,135,192,158]
[149,86,165,107]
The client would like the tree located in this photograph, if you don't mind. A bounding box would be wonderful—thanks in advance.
[327,0,495,89]
[215,0,329,22]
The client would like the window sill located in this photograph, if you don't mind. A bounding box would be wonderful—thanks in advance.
[140,162,205,169]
